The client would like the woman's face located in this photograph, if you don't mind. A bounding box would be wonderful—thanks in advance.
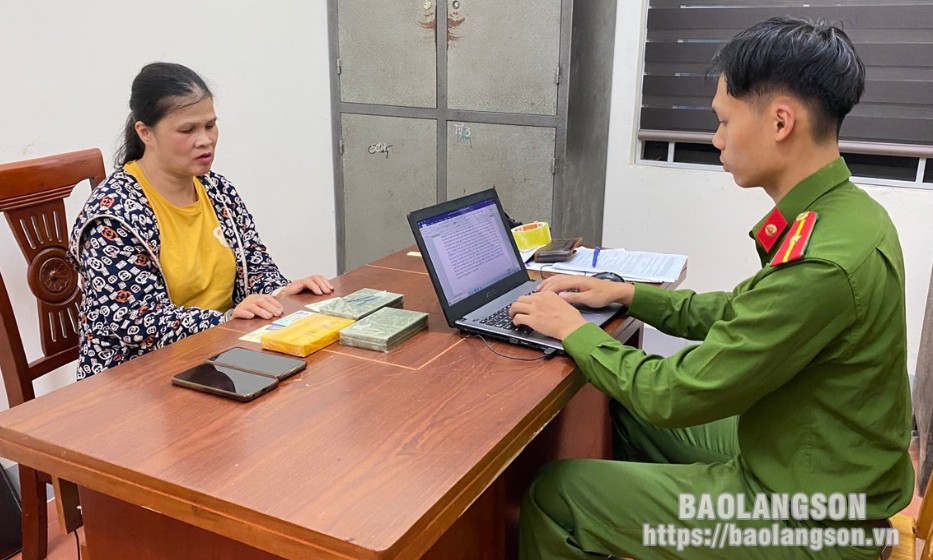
[136,96,218,178]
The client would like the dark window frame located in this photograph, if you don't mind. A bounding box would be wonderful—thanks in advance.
[637,0,933,186]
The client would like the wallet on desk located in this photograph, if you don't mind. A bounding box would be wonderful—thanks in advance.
[533,237,583,263]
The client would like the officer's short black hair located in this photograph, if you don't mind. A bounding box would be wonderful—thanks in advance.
[710,16,865,142]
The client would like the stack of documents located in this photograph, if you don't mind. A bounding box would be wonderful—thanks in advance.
[526,247,687,283]
[306,288,403,320]
[261,314,355,357]
[339,307,429,352]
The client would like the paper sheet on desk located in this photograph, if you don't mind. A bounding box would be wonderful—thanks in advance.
[526,247,687,283]
[519,247,541,262]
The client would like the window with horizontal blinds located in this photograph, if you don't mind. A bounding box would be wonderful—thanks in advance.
[639,0,933,155]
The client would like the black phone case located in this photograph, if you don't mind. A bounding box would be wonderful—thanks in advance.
[171,364,279,402]
[533,238,582,263]
[206,347,306,380]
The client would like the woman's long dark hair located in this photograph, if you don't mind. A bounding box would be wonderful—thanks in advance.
[115,62,212,168]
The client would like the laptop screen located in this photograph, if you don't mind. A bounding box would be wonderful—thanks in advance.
[415,197,524,306]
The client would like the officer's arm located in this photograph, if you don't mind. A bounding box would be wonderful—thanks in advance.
[625,283,742,341]
[562,260,854,428]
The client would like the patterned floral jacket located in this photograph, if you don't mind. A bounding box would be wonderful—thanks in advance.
[68,169,289,378]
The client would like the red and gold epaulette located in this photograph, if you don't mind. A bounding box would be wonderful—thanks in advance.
[770,211,818,267]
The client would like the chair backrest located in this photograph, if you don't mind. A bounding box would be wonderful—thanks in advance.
[917,262,933,494]
[919,483,933,560]
[0,149,105,407]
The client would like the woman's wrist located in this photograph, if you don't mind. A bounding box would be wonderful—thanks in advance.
[271,280,293,297]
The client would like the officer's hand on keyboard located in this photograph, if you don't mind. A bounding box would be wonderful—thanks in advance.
[479,298,535,335]
[537,275,634,309]
[509,291,588,341]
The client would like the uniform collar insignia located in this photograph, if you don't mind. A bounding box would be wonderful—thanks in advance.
[754,207,788,253]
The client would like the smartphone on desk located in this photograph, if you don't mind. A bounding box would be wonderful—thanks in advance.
[206,347,306,380]
[533,237,583,263]
[172,364,279,402]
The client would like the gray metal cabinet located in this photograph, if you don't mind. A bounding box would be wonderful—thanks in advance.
[447,1,562,115]
[329,0,617,272]
[336,1,436,108]
[446,122,556,223]
[341,114,437,267]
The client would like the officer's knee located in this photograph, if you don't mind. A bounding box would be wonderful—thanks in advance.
[610,400,642,460]
[523,460,586,530]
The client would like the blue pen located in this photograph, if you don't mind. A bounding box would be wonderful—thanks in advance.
[592,246,601,268]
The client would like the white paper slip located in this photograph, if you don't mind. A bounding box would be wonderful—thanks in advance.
[273,309,314,327]
[528,247,687,283]
[519,246,542,263]
[239,323,284,343]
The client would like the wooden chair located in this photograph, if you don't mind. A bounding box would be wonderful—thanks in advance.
[888,477,933,560]
[0,148,105,560]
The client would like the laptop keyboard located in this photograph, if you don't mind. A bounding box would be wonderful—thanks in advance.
[478,294,535,335]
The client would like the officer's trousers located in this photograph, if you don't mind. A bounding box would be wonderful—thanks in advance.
[518,400,882,560]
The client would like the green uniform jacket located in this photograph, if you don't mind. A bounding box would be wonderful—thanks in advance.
[563,159,914,520]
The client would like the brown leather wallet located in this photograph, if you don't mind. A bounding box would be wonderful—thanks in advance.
[533,237,583,263]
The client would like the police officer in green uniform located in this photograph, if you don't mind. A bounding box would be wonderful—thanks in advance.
[510,16,913,560]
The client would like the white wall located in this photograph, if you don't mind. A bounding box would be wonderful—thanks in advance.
[607,2,933,373]
[0,1,337,468]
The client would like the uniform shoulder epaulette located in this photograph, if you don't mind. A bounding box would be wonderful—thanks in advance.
[770,211,818,267]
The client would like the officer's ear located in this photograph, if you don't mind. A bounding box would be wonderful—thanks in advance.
[772,99,797,143]
[773,103,797,142]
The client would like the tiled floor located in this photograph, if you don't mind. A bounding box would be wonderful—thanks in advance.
[10,440,928,559]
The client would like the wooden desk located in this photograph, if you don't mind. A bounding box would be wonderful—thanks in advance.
[0,249,684,560]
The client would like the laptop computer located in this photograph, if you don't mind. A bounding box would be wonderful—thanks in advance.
[408,189,622,354]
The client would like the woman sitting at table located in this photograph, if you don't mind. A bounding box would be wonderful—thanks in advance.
[68,62,332,378]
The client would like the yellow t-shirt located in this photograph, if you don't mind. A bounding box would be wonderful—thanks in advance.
[124,161,236,312]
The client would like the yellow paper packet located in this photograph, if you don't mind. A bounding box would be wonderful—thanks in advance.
[260,314,355,357]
